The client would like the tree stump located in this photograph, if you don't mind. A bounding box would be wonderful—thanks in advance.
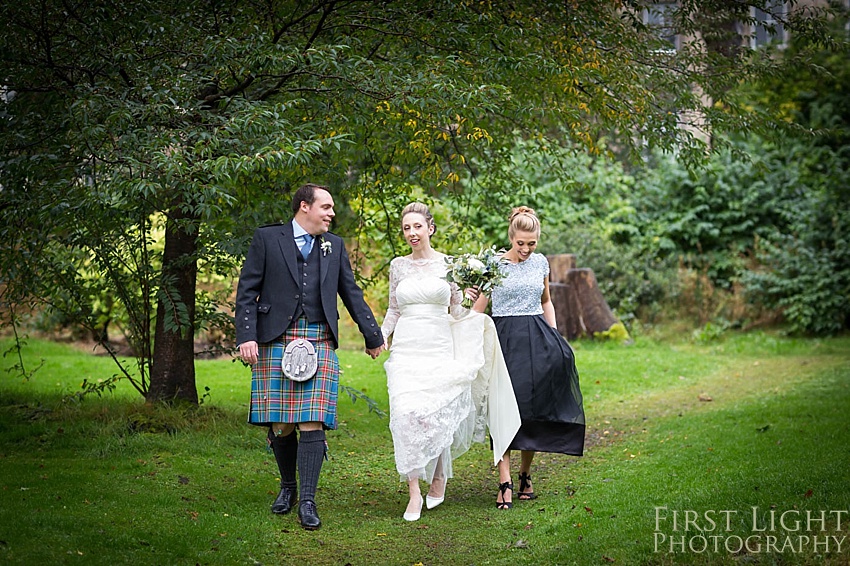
[548,253,576,275]
[547,256,618,340]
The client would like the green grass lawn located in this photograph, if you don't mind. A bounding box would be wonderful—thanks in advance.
[1,332,849,565]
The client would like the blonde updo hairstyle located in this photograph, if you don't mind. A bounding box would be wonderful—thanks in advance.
[401,202,436,235]
[508,206,540,239]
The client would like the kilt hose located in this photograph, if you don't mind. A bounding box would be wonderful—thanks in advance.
[249,318,340,430]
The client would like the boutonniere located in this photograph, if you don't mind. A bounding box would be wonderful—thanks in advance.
[320,237,332,257]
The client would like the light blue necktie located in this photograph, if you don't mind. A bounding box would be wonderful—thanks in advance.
[299,234,314,259]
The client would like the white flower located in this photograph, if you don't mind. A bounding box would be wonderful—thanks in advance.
[467,258,486,272]
[320,239,332,256]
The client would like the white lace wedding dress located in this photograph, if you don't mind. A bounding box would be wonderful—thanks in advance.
[381,256,521,483]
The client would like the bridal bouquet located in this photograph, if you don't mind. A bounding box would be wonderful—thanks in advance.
[444,246,507,308]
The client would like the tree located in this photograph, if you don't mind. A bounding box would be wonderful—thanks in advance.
[739,22,850,335]
[0,1,838,402]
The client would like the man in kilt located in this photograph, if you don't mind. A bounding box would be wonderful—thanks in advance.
[235,183,385,530]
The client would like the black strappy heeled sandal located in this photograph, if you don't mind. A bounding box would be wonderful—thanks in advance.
[496,481,513,510]
[517,472,538,500]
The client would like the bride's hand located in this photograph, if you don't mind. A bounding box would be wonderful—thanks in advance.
[464,287,481,303]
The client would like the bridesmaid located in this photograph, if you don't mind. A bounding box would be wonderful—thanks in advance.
[474,206,585,509]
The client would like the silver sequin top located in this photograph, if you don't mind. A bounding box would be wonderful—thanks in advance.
[490,253,549,317]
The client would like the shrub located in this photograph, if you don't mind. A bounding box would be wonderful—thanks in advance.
[743,235,850,335]
[593,321,631,342]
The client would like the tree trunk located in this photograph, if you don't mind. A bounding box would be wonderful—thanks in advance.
[147,205,198,404]
[547,255,618,340]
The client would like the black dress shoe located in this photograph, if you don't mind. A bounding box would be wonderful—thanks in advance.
[297,500,322,530]
[271,486,297,515]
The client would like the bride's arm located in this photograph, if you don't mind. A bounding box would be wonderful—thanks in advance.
[448,280,469,319]
[380,259,401,343]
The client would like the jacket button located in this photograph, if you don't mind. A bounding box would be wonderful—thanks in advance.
[294,294,300,299]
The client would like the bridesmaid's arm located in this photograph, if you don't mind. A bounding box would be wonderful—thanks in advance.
[472,293,489,313]
[541,277,557,329]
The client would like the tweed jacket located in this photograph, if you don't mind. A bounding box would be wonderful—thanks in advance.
[235,222,383,350]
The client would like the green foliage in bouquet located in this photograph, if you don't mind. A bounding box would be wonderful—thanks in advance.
[444,247,507,308]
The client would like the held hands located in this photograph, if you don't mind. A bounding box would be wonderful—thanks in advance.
[239,340,259,365]
[365,342,386,359]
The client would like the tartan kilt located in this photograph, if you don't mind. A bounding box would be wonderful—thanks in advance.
[248,318,340,430]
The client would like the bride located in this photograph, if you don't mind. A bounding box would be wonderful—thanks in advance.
[380,202,520,521]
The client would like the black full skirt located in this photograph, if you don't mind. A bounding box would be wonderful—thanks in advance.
[493,314,585,456]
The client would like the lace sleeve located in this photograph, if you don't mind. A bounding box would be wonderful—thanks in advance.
[448,280,468,319]
[381,259,402,343]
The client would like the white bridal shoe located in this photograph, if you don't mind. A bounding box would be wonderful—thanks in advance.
[425,494,444,510]
[425,477,446,509]
[403,495,423,521]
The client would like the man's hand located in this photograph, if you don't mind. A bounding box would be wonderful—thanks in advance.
[239,340,259,365]
[365,343,385,359]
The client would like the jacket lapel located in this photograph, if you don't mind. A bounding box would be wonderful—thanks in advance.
[319,235,329,284]
[276,222,301,284]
